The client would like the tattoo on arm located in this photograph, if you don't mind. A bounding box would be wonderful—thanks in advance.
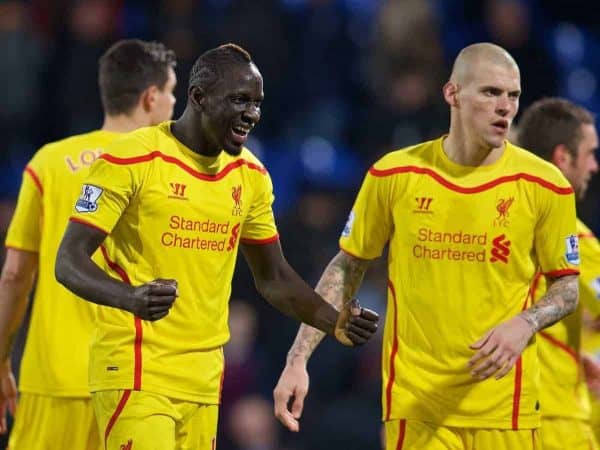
[287,251,370,365]
[520,274,579,332]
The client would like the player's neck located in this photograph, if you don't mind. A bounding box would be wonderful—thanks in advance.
[171,111,221,157]
[102,111,152,134]
[443,133,505,167]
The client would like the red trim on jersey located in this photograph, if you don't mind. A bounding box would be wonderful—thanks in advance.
[396,419,406,450]
[100,245,131,284]
[100,152,267,181]
[578,232,595,240]
[99,245,143,390]
[543,268,580,278]
[539,331,579,364]
[104,389,131,449]
[512,296,530,430]
[368,166,574,195]
[69,217,110,235]
[24,166,43,195]
[239,234,279,245]
[385,280,400,421]
[529,272,543,300]
[133,317,143,390]
[512,357,523,430]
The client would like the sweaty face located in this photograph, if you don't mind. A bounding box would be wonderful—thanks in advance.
[564,123,599,199]
[457,61,521,150]
[150,67,177,124]
[201,63,263,156]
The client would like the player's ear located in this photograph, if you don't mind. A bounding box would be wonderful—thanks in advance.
[443,81,459,108]
[551,144,572,170]
[141,85,159,113]
[189,85,205,112]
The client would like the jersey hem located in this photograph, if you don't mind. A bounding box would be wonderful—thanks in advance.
[382,413,540,429]
[69,217,110,235]
[19,385,91,398]
[240,234,279,245]
[90,381,220,404]
[4,244,39,253]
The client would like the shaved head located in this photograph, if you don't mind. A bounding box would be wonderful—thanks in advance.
[450,43,519,84]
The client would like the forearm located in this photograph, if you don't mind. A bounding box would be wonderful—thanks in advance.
[260,267,339,337]
[55,249,133,311]
[520,274,579,332]
[0,273,35,361]
[287,251,368,365]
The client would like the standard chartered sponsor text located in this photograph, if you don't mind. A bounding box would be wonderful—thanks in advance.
[161,215,232,251]
[413,227,487,262]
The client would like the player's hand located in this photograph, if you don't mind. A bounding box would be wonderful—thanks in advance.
[334,298,379,346]
[0,359,16,434]
[468,315,534,380]
[128,278,178,321]
[273,361,309,432]
[583,354,600,399]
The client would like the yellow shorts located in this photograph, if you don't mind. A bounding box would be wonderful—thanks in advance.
[8,393,100,450]
[93,389,218,450]
[541,417,599,450]
[384,419,540,450]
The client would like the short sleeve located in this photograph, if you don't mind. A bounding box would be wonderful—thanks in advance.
[339,169,394,259]
[70,155,137,234]
[534,188,579,277]
[240,170,278,244]
[5,166,43,252]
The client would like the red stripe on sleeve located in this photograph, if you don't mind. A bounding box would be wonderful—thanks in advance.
[543,268,580,278]
[24,166,43,195]
[239,234,279,245]
[69,217,110,235]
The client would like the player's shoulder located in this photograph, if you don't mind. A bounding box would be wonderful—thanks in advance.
[102,124,166,158]
[371,138,438,172]
[33,130,105,158]
[238,146,266,170]
[507,141,572,189]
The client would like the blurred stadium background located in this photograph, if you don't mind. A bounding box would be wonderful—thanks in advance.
[0,0,598,448]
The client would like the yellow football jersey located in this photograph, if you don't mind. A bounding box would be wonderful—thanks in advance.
[340,137,578,429]
[70,121,278,404]
[534,219,600,422]
[5,130,121,397]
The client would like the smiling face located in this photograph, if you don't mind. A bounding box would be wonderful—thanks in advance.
[198,62,263,156]
[454,60,521,150]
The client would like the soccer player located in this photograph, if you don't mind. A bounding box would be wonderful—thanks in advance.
[54,43,379,450]
[0,39,177,450]
[517,97,600,450]
[273,42,580,450]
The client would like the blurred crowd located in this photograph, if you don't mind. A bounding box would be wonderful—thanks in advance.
[1,0,599,448]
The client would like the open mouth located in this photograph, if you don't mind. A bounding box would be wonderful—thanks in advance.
[231,124,251,145]
[492,120,508,133]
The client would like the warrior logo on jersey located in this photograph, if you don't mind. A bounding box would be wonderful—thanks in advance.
[565,234,580,265]
[232,185,243,216]
[75,184,103,213]
[341,211,355,237]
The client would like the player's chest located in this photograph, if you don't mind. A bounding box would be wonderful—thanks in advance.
[134,168,253,224]
[394,180,536,239]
